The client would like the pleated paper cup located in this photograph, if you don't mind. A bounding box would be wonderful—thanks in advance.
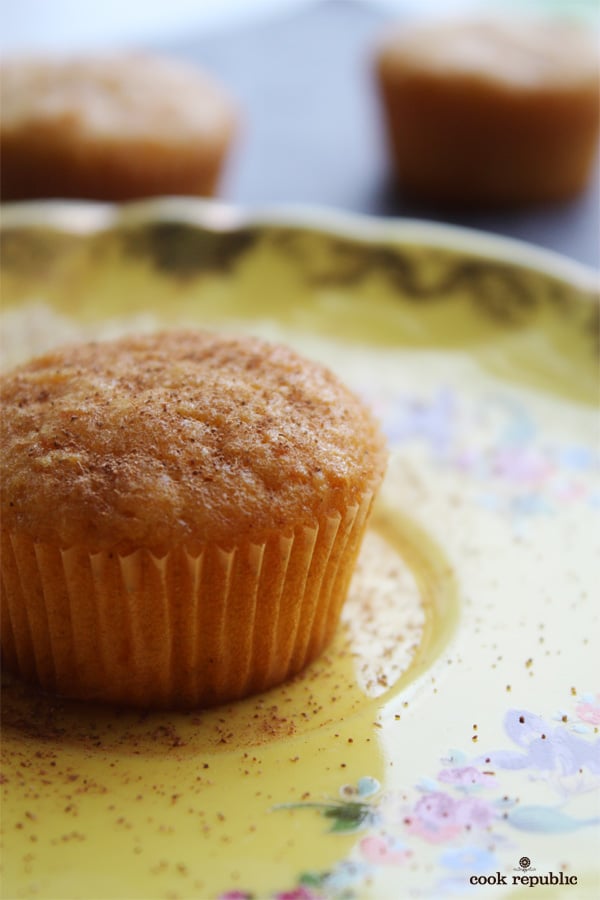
[1,492,375,709]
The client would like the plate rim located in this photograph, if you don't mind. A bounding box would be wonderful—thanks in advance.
[1,197,598,293]
[2,196,599,900]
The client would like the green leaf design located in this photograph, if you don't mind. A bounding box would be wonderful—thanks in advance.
[323,801,371,832]
[274,798,373,833]
[299,871,328,887]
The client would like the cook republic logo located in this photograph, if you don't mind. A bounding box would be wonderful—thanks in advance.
[469,857,578,887]
[517,856,533,871]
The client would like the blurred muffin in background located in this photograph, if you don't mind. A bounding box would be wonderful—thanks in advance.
[0,53,238,201]
[375,16,600,208]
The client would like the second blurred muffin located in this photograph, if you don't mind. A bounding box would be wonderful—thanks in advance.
[375,16,600,208]
[0,53,238,201]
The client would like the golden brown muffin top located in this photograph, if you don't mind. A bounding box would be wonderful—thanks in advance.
[0,53,237,142]
[377,17,599,91]
[1,330,387,554]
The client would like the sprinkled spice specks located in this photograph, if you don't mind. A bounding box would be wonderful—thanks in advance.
[1,212,597,899]
[1,514,434,898]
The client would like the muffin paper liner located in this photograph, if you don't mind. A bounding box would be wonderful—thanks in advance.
[1,492,374,708]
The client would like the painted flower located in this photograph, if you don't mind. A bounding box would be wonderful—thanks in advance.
[339,776,380,800]
[405,792,496,843]
[359,834,412,865]
[438,766,495,789]
[271,691,599,900]
[559,445,595,470]
[274,888,322,900]
[576,695,600,726]
[219,892,254,900]
[490,447,553,485]
[320,860,370,892]
[439,845,497,874]
[506,803,600,833]
[384,388,456,458]
[479,709,600,776]
[509,493,552,517]
[357,776,381,797]
[454,796,497,829]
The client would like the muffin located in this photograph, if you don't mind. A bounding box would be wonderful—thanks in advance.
[375,16,600,207]
[0,54,238,201]
[0,330,387,708]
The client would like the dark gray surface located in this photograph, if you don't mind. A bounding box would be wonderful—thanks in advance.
[156,0,599,268]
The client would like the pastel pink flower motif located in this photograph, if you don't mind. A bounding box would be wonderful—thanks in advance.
[360,835,412,865]
[274,888,322,900]
[454,796,496,829]
[437,766,495,788]
[576,696,600,726]
[404,792,496,843]
[491,448,553,485]
[553,479,587,502]
[404,792,463,843]
[219,893,253,900]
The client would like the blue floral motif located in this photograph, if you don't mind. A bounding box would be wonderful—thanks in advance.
[377,385,598,519]
[383,388,456,460]
[507,805,600,833]
[439,846,497,873]
[319,859,370,893]
[356,776,380,797]
[479,709,600,776]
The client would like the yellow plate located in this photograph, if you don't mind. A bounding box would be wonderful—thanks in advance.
[1,200,598,900]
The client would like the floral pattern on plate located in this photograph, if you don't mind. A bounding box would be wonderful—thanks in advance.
[1,201,598,900]
[235,691,600,899]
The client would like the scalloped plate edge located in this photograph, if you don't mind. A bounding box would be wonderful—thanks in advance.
[1,197,597,292]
